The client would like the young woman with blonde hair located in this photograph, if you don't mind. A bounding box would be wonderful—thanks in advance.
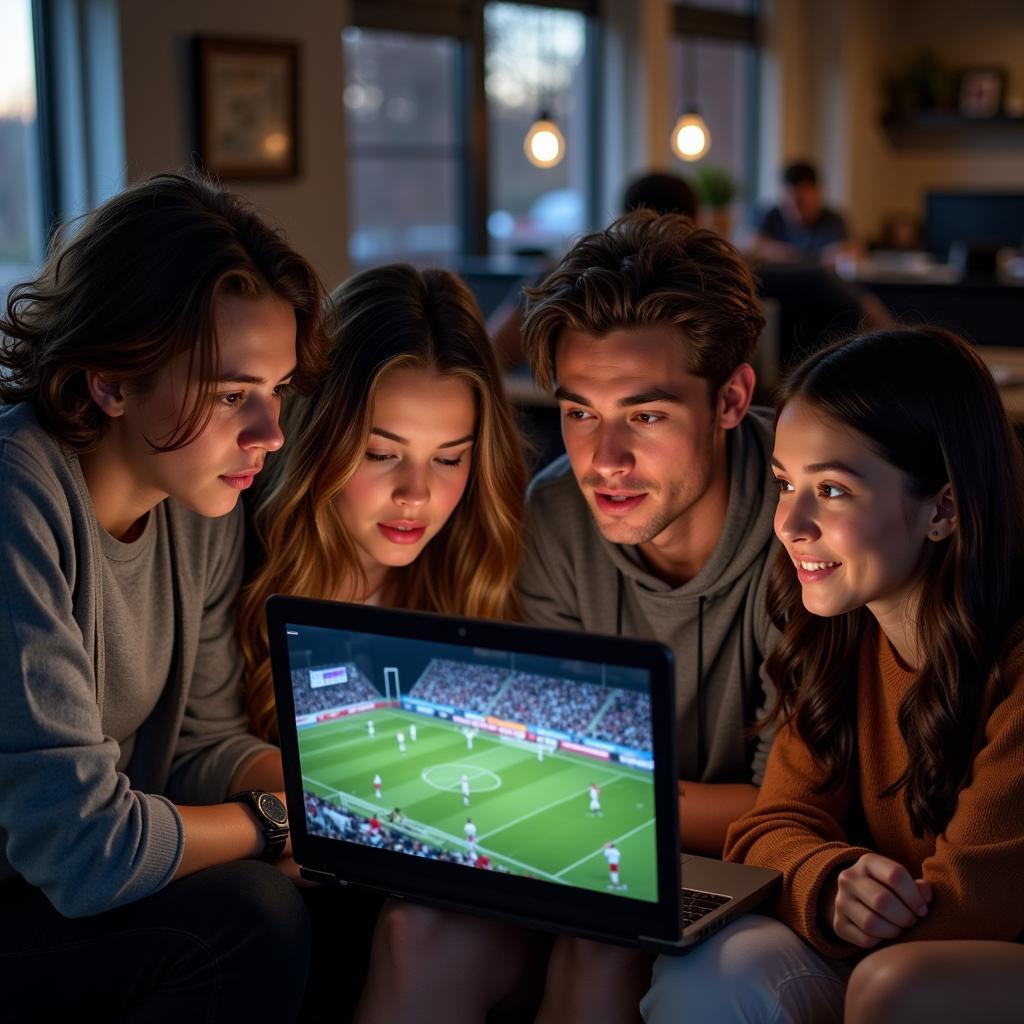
[239,262,527,743]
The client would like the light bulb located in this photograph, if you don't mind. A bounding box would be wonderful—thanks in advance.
[670,112,711,162]
[524,118,565,169]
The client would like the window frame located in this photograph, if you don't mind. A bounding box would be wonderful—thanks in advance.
[673,2,762,222]
[347,0,600,260]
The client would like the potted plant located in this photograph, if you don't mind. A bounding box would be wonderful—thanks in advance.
[694,165,738,239]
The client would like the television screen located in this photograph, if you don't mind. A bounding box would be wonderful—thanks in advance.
[925,192,1024,260]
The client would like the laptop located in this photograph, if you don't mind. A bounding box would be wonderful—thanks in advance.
[267,595,780,954]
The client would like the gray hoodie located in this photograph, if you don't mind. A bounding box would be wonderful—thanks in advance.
[0,402,274,917]
[518,407,779,786]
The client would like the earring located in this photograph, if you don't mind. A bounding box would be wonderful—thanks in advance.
[930,529,940,538]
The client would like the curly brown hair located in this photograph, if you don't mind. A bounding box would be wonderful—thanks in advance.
[0,170,330,451]
[522,208,765,394]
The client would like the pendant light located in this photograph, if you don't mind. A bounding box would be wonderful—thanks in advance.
[524,112,565,168]
[670,37,710,162]
[523,9,565,169]
[671,111,711,161]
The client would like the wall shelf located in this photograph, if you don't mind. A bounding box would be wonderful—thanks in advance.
[881,112,1024,149]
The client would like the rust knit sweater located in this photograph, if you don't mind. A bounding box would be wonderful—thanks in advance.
[723,621,1024,959]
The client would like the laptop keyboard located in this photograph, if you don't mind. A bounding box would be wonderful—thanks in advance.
[680,888,730,926]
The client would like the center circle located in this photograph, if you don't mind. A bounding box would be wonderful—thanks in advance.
[421,763,502,793]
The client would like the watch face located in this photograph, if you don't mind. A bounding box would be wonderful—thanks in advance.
[258,793,289,825]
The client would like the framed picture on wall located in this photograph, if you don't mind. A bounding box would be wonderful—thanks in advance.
[196,37,299,179]
[958,67,1005,119]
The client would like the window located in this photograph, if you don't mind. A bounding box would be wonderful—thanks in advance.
[343,28,464,268]
[0,0,45,296]
[670,3,760,237]
[344,1,596,267]
[484,2,589,258]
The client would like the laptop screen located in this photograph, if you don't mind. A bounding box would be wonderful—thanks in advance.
[283,621,659,903]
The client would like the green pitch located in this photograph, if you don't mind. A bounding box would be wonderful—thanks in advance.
[298,708,658,901]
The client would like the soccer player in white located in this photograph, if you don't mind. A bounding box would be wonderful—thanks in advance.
[464,817,477,850]
[460,773,470,806]
[463,727,475,750]
[373,773,382,800]
[536,742,544,762]
[604,842,622,889]
[397,730,406,753]
[409,723,417,742]
[367,719,375,738]
[588,782,602,815]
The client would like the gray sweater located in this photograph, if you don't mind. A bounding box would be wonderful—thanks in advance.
[0,403,274,917]
[518,408,779,786]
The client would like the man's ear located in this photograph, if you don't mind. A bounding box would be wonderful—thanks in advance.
[716,362,756,430]
[85,371,126,418]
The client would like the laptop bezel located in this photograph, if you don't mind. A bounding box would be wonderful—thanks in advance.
[267,594,682,946]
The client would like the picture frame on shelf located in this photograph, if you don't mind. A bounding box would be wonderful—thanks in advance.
[958,67,1005,119]
[195,37,299,179]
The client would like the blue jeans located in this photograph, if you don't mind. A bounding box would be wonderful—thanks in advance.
[640,915,852,1024]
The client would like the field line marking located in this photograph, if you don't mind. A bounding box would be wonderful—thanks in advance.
[552,817,656,879]
[302,714,652,786]
[478,777,625,842]
[301,773,346,799]
[492,738,647,785]
[300,773,564,883]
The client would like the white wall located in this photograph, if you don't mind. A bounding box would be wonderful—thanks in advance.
[118,0,350,288]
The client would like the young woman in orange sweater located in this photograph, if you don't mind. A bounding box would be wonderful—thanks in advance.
[641,325,1024,1023]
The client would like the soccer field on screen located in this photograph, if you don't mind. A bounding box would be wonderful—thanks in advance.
[298,708,658,901]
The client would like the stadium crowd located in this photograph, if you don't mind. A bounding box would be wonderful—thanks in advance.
[589,690,652,751]
[292,663,379,717]
[407,661,652,751]
[409,659,509,712]
[490,672,607,734]
[304,792,501,870]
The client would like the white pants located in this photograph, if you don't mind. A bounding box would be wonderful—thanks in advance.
[640,915,851,1024]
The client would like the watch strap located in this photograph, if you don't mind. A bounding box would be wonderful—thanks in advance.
[227,789,289,862]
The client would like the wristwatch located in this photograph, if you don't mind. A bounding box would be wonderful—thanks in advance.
[228,790,289,861]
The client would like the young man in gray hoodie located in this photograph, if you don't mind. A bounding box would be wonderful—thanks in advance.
[520,208,776,851]
[354,211,780,1023]
[502,208,778,1021]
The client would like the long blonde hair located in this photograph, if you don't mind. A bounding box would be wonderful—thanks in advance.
[239,264,527,741]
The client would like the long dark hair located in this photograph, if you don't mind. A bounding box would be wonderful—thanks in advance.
[1,170,329,450]
[239,264,527,742]
[765,326,1024,837]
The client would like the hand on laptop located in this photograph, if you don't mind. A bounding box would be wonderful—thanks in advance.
[826,853,932,948]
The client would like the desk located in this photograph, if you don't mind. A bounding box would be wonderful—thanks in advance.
[855,277,1024,349]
